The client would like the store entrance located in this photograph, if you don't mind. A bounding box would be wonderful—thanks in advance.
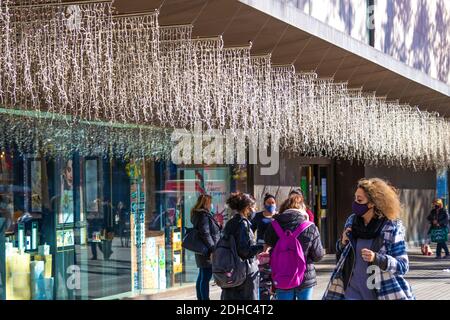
[299,164,335,252]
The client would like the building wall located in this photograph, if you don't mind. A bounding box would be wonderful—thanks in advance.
[364,166,437,245]
[255,156,437,249]
[253,153,336,250]
[332,161,436,249]
[334,160,365,248]
[374,0,450,85]
[285,0,369,43]
[253,153,332,208]
[253,155,304,208]
[284,0,450,84]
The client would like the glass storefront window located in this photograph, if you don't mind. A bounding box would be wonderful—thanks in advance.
[141,162,247,292]
[0,151,133,300]
[144,163,227,289]
[437,169,449,209]
[1,149,249,299]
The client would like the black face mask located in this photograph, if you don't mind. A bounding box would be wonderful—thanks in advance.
[351,215,386,240]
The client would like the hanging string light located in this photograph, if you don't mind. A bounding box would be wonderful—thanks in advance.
[192,36,224,130]
[221,45,253,131]
[1,0,114,120]
[1,3,450,169]
[158,24,194,128]
[112,11,159,123]
[250,54,273,130]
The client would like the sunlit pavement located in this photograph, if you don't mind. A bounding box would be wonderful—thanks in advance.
[152,242,450,300]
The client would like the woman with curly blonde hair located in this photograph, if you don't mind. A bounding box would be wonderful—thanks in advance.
[323,178,415,300]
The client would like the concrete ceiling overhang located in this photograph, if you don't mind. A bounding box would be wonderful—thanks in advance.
[112,0,450,117]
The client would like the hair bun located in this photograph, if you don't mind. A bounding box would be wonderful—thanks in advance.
[226,192,255,212]
[263,193,275,203]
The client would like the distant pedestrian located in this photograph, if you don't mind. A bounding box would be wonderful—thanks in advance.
[191,194,221,300]
[427,199,449,259]
[115,201,130,247]
[323,178,414,300]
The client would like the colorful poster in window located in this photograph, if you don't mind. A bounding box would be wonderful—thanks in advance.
[144,234,165,289]
[30,160,42,212]
[59,159,74,224]
[437,169,448,208]
[85,160,98,212]
[204,168,229,225]
[158,246,166,290]
[56,229,75,248]
[301,176,308,201]
[173,252,182,274]
[172,231,182,251]
[321,178,327,207]
[0,153,14,229]
[145,237,158,289]
[231,165,247,192]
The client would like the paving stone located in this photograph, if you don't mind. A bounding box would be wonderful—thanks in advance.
[139,242,450,300]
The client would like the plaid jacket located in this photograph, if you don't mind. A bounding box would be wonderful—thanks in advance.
[322,214,415,300]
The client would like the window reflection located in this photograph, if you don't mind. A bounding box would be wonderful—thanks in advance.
[0,152,248,299]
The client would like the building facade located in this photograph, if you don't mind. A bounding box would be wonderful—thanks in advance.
[0,0,449,300]
[286,0,450,84]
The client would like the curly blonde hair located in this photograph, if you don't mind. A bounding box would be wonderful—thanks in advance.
[357,178,403,221]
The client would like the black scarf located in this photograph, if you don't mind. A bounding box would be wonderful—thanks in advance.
[352,215,386,239]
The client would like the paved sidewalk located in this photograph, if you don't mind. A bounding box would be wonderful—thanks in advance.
[401,244,450,300]
[139,243,450,300]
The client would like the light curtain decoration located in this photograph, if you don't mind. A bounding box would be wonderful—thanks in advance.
[0,1,450,169]
[0,108,173,159]
[1,0,114,119]
[158,24,194,128]
[112,12,159,123]
[192,36,224,130]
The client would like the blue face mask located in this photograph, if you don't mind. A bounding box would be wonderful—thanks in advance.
[264,204,277,214]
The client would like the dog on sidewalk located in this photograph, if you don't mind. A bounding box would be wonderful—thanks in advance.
[421,244,433,256]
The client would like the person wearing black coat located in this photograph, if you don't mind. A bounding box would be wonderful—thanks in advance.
[220,193,264,300]
[264,195,324,300]
[427,199,450,259]
[190,194,221,300]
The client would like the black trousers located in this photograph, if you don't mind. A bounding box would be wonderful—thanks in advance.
[221,271,259,301]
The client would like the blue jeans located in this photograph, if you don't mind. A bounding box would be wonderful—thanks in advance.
[275,287,313,300]
[436,242,450,257]
[196,267,212,300]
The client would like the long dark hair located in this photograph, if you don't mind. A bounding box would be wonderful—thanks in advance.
[190,194,212,220]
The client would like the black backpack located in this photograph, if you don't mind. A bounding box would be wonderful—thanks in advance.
[212,220,247,289]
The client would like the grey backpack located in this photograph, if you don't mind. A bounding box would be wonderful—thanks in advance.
[212,227,247,289]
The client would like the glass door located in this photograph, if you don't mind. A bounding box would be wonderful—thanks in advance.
[299,165,315,222]
[317,166,329,247]
[299,164,330,247]
[177,167,230,285]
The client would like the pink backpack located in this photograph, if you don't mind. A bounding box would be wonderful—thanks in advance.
[270,220,313,290]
